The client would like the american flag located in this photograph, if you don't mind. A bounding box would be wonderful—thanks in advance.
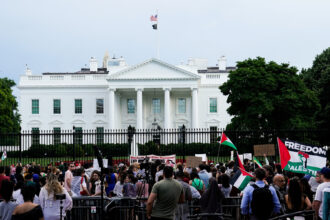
[150,14,158,22]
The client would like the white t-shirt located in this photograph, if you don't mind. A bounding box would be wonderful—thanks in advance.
[314,181,330,218]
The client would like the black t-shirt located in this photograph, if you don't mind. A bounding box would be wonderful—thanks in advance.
[12,205,43,220]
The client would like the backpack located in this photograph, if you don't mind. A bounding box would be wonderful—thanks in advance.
[251,184,274,219]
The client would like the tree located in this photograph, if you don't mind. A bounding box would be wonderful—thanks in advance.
[0,78,20,134]
[219,57,320,131]
[301,48,330,132]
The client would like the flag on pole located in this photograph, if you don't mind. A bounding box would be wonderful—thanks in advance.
[277,138,291,169]
[150,14,158,30]
[1,150,7,161]
[219,133,237,150]
[231,167,253,191]
[237,152,245,170]
[150,14,158,21]
[253,156,263,168]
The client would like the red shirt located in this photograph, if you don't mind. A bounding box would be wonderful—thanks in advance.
[0,175,10,199]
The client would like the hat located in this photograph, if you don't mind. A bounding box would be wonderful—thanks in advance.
[118,163,124,168]
[320,167,330,174]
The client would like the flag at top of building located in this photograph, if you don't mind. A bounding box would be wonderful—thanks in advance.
[219,133,237,150]
[150,14,158,30]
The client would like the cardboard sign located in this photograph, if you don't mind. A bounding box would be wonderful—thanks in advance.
[195,154,207,162]
[254,144,275,156]
[186,156,203,168]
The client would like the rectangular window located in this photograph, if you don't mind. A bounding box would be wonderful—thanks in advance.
[75,99,82,114]
[53,127,61,145]
[127,99,135,114]
[152,98,161,114]
[31,127,40,145]
[96,99,104,114]
[32,99,39,114]
[96,127,104,144]
[73,127,83,145]
[209,98,217,113]
[210,126,218,143]
[178,98,186,114]
[53,99,61,114]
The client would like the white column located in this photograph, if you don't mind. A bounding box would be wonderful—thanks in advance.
[108,88,116,129]
[191,88,199,128]
[163,87,171,129]
[136,88,143,129]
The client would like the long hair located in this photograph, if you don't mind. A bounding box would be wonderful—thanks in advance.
[288,177,303,210]
[200,178,224,213]
[45,173,63,199]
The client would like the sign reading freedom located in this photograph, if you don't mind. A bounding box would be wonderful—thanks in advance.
[281,139,326,176]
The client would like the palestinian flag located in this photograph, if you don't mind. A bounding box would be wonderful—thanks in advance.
[253,156,262,168]
[231,167,253,191]
[1,150,7,161]
[219,133,237,150]
[237,152,245,170]
[277,138,291,169]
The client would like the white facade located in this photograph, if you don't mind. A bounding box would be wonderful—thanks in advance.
[18,57,233,131]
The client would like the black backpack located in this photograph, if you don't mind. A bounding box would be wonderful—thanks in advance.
[251,184,274,219]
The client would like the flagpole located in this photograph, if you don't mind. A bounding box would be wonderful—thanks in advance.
[156,9,160,59]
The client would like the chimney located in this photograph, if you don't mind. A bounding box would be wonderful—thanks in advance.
[25,65,32,75]
[89,57,98,72]
[218,56,227,71]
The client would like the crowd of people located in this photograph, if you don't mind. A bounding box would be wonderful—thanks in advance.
[0,158,329,220]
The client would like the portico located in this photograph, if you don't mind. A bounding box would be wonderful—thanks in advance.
[107,58,200,130]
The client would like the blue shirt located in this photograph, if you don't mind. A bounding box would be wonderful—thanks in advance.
[198,170,210,189]
[240,180,281,215]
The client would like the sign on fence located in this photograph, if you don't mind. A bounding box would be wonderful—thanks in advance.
[130,155,176,167]
[195,154,208,162]
[186,156,203,168]
[254,144,275,156]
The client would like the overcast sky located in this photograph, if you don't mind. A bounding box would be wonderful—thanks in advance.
[1,0,330,85]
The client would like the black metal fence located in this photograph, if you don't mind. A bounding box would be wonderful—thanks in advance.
[0,128,329,166]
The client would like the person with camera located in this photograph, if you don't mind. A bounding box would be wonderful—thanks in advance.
[39,173,72,220]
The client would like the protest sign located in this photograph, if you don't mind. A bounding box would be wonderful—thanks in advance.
[278,138,326,176]
[195,154,207,162]
[254,144,275,156]
[186,156,203,168]
[93,159,108,169]
[130,155,176,167]
[243,153,252,160]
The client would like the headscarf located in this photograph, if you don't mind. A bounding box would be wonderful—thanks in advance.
[200,177,224,213]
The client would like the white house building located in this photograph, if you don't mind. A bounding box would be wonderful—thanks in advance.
[18,55,235,134]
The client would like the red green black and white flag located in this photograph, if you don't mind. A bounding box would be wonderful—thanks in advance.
[277,138,326,176]
[219,133,237,151]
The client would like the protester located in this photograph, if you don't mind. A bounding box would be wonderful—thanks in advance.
[218,174,232,198]
[147,166,184,220]
[113,172,126,197]
[123,174,137,197]
[105,167,117,196]
[0,180,17,220]
[241,168,281,219]
[198,164,211,189]
[284,177,312,213]
[0,166,10,199]
[308,171,322,193]
[189,171,205,195]
[271,174,287,213]
[64,163,75,196]
[39,173,72,220]
[200,177,224,217]
[12,184,44,220]
[313,167,330,219]
[175,171,192,220]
